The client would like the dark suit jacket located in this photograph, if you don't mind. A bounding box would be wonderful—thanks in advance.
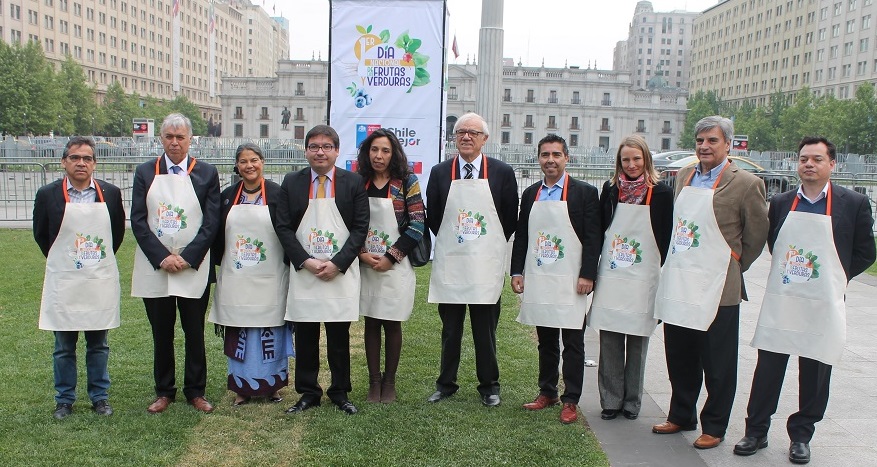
[510,175,602,280]
[768,182,876,281]
[33,178,126,257]
[426,156,519,240]
[274,167,369,272]
[130,156,221,277]
[600,180,675,265]
[212,179,284,265]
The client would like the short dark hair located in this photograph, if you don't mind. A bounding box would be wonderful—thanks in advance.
[233,143,264,175]
[798,136,837,160]
[356,128,410,180]
[63,136,95,159]
[305,124,340,148]
[537,134,568,156]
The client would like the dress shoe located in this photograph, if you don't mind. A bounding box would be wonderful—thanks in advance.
[285,398,320,414]
[789,441,811,464]
[622,410,638,420]
[560,403,579,424]
[188,396,215,413]
[147,396,173,414]
[600,409,619,420]
[92,400,113,416]
[427,391,453,403]
[733,436,768,456]
[53,403,72,420]
[334,399,358,415]
[523,394,560,411]
[652,420,697,434]
[693,433,724,449]
[481,394,501,407]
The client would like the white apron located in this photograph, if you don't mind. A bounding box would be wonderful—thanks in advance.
[654,166,735,331]
[589,187,661,336]
[132,158,210,298]
[516,181,589,329]
[752,188,847,365]
[209,181,289,327]
[428,157,508,304]
[360,188,416,321]
[39,179,121,331]
[285,175,360,322]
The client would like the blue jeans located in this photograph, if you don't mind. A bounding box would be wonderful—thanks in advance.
[53,330,110,405]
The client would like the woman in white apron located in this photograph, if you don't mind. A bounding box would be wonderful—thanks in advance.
[589,136,674,421]
[209,144,293,406]
[355,130,425,403]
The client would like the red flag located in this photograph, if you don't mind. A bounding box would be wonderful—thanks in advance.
[452,35,459,59]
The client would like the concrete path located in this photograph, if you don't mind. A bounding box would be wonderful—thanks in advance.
[581,249,877,467]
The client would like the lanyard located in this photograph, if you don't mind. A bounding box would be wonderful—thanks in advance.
[451,156,488,180]
[233,179,267,205]
[154,156,197,175]
[62,178,105,203]
[790,183,832,216]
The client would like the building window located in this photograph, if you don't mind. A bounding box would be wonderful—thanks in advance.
[260,107,269,120]
[569,134,578,147]
[636,120,646,132]
[295,82,305,96]
[601,93,611,106]
[260,124,269,138]
[525,115,534,128]
[295,108,304,120]
[501,131,510,144]
[524,132,533,144]
[501,114,511,127]
[571,91,580,104]
[548,90,557,104]
[234,107,243,119]
[234,124,243,137]
[570,116,579,130]
[600,118,610,131]
[503,88,511,102]
[547,116,556,129]
[662,138,671,150]
[599,136,610,150]
[662,121,671,134]
[526,89,535,103]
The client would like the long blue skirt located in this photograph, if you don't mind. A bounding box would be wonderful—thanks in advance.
[224,325,295,397]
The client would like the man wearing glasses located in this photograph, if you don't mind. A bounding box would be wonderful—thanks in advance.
[34,136,126,419]
[426,112,518,406]
[275,124,369,415]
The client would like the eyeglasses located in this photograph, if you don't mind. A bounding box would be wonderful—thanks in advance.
[307,144,336,152]
[65,155,95,163]
[455,129,484,138]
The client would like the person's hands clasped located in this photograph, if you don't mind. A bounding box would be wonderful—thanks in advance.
[305,258,340,281]
[160,254,189,273]
[372,256,393,272]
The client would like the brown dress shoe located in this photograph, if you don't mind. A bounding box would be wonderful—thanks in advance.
[560,403,579,424]
[522,394,560,410]
[652,420,697,434]
[147,396,172,414]
[693,433,724,449]
[188,396,215,413]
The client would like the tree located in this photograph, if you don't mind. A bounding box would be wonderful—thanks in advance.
[166,95,208,136]
[779,87,814,150]
[56,57,100,135]
[681,91,723,148]
[0,41,60,135]
[845,82,877,154]
[101,81,140,136]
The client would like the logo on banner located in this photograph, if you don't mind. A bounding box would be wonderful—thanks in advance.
[671,218,700,254]
[69,233,107,269]
[454,210,487,243]
[532,231,565,266]
[231,235,267,269]
[780,245,821,284]
[607,234,642,269]
[155,202,187,237]
[356,123,422,148]
[365,228,393,255]
[308,228,339,258]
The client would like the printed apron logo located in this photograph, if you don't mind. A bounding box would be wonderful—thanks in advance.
[454,210,487,243]
[231,235,267,270]
[155,202,187,237]
[68,233,107,269]
[532,231,565,266]
[608,234,642,269]
[308,228,339,257]
[780,245,821,284]
[365,228,393,255]
[671,217,701,254]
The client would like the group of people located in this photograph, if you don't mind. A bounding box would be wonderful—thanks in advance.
[34,111,874,465]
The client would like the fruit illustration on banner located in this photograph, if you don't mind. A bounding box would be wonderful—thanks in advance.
[349,23,431,107]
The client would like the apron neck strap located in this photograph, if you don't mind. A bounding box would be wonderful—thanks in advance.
[365,179,394,199]
[790,183,832,216]
[155,156,197,175]
[62,178,104,203]
[534,175,569,201]
[452,156,487,180]
[233,179,267,205]
[686,160,731,189]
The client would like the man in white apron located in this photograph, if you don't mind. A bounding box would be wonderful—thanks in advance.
[131,113,220,414]
[34,137,125,419]
[425,112,519,406]
[274,125,369,415]
[734,137,875,464]
[510,135,601,424]
[652,116,769,449]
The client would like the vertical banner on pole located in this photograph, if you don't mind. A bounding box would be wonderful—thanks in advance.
[329,0,448,194]
[172,0,181,92]
[208,1,216,98]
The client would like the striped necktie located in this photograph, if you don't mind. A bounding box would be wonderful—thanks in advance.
[464,163,475,179]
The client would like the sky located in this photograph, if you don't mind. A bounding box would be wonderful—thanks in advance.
[272,0,722,69]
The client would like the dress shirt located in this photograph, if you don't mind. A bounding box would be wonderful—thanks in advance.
[690,158,730,189]
[66,179,97,204]
[163,154,190,176]
[538,173,567,201]
[310,168,336,199]
[796,182,830,204]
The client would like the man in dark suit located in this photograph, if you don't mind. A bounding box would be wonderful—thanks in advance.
[426,112,518,406]
[275,124,369,415]
[734,136,875,464]
[131,113,220,414]
[34,136,125,420]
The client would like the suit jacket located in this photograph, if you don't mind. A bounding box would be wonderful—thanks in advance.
[426,155,519,240]
[274,167,369,272]
[768,182,876,281]
[600,180,675,265]
[510,175,602,280]
[130,156,221,278]
[33,178,126,257]
[212,179,285,265]
[675,162,769,305]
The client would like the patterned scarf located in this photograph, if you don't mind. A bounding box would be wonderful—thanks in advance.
[618,174,648,205]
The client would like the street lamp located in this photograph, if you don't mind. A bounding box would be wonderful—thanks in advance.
[23,112,27,136]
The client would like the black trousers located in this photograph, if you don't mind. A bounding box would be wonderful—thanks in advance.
[436,301,501,396]
[536,326,585,404]
[745,349,832,443]
[293,321,351,403]
[143,286,210,401]
[663,304,739,437]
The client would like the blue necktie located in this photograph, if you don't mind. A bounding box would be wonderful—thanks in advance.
[170,165,182,175]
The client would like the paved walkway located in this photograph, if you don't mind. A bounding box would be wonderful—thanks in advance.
[581,249,877,467]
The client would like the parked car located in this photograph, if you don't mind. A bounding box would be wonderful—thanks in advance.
[652,150,695,171]
[660,155,794,200]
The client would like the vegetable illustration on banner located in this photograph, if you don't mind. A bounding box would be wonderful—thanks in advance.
[780,245,821,284]
[69,233,107,269]
[454,210,486,243]
[155,202,187,237]
[671,217,700,254]
[365,228,393,254]
[533,231,565,266]
[308,228,339,258]
[231,235,267,269]
[607,234,642,269]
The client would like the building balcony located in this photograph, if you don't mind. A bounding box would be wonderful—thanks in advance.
[569,124,580,130]
[259,114,270,120]
[599,125,611,131]
[601,99,612,106]
[503,96,512,102]
[547,124,557,129]
[234,113,244,119]
[524,122,535,129]
[526,97,536,103]
[501,120,512,128]
[547,98,558,104]
[448,93,458,100]
[294,114,305,121]
[636,126,647,133]
[662,128,672,134]
[570,98,581,104]
[295,90,305,96]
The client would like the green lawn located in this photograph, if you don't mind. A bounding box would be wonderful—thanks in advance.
[0,230,607,466]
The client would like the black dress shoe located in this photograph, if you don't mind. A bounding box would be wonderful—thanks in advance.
[284,398,320,414]
[427,391,453,403]
[601,409,619,420]
[622,410,638,420]
[53,403,72,420]
[92,400,113,416]
[333,400,358,415]
[789,441,811,464]
[481,394,501,407]
[733,436,768,455]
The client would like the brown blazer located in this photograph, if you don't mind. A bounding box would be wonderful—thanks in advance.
[675,161,769,306]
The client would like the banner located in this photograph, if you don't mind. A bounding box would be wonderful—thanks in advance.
[172,0,181,92]
[329,0,448,195]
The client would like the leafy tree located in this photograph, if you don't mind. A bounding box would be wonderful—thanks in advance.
[166,96,207,135]
[56,57,100,135]
[779,87,814,150]
[845,83,877,154]
[681,90,723,148]
[0,41,60,135]
[101,81,140,136]
[804,94,848,150]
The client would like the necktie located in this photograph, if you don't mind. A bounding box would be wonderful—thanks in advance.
[464,163,475,179]
[170,165,182,175]
[316,175,327,199]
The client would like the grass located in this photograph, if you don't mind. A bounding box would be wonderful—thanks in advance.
[0,229,607,466]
